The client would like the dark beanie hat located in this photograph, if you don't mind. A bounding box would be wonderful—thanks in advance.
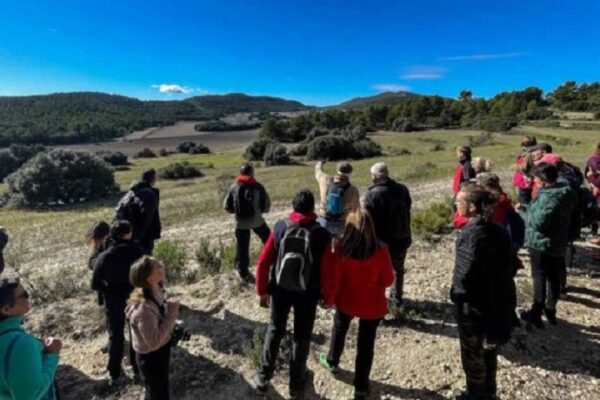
[336,162,353,175]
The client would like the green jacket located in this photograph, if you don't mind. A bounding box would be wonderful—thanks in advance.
[0,317,58,400]
[525,184,577,256]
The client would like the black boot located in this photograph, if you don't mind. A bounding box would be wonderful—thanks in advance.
[520,309,544,329]
[544,308,557,325]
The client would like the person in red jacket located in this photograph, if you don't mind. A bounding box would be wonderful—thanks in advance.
[453,146,476,195]
[319,208,394,400]
[254,189,331,398]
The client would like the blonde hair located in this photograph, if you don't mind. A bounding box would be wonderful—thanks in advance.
[341,208,379,260]
[128,256,159,306]
[472,157,492,174]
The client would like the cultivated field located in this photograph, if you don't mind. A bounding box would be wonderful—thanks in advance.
[1,125,599,399]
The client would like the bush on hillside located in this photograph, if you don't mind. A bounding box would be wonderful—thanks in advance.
[158,162,204,180]
[188,144,210,154]
[0,144,46,182]
[2,150,118,208]
[263,143,291,166]
[158,148,170,157]
[306,135,382,161]
[390,117,416,132]
[153,240,188,283]
[411,200,453,240]
[177,141,197,153]
[475,117,518,132]
[133,148,157,158]
[244,139,278,161]
[289,144,308,156]
[353,139,382,158]
[96,151,128,166]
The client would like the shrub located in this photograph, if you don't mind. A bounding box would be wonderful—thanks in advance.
[0,144,46,182]
[411,200,453,239]
[134,148,157,158]
[194,240,222,277]
[177,141,197,153]
[353,139,382,158]
[244,139,277,161]
[306,135,353,161]
[475,117,518,132]
[188,144,210,154]
[390,117,416,132]
[431,143,445,152]
[467,133,495,148]
[158,162,204,180]
[289,144,308,156]
[245,327,267,368]
[158,148,170,157]
[2,150,118,208]
[154,240,188,283]
[263,143,291,166]
[96,151,128,166]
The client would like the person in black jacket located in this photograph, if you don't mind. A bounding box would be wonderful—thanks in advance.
[363,162,412,312]
[92,220,145,383]
[128,168,162,255]
[0,227,7,275]
[451,185,516,400]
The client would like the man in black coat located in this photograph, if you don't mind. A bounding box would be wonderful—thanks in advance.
[363,162,412,311]
[127,168,162,255]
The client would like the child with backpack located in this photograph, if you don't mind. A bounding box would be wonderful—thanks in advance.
[254,189,331,399]
[224,163,271,283]
[315,161,360,236]
[319,208,394,400]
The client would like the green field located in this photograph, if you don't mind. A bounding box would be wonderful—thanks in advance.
[0,125,597,286]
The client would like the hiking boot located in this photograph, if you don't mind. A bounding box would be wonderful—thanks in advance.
[239,273,256,285]
[289,369,309,399]
[254,374,269,395]
[318,352,339,374]
[354,389,370,400]
[520,309,544,329]
[108,374,127,388]
[544,308,557,325]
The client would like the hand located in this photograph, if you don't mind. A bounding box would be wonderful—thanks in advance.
[259,294,270,309]
[167,300,180,316]
[43,338,63,354]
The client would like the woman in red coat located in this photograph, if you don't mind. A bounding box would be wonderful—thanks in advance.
[320,208,394,400]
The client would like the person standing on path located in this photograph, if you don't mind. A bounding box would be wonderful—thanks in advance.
[0,227,8,275]
[451,185,515,400]
[254,189,330,399]
[521,163,577,328]
[315,161,360,237]
[92,220,145,384]
[224,163,271,284]
[363,162,412,313]
[319,208,394,400]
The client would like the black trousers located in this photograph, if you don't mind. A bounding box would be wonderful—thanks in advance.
[529,249,563,314]
[326,310,381,393]
[456,306,498,399]
[259,291,318,389]
[137,343,171,400]
[389,249,408,304]
[235,223,270,276]
[104,295,137,379]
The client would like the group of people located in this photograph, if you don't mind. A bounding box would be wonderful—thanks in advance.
[0,138,598,400]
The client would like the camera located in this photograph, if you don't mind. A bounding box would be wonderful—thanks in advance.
[170,320,191,346]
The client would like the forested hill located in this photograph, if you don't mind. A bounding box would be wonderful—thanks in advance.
[186,93,309,114]
[336,91,421,109]
[0,92,311,146]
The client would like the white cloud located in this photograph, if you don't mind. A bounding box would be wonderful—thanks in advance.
[151,84,193,94]
[437,52,526,61]
[372,84,412,92]
[400,65,446,80]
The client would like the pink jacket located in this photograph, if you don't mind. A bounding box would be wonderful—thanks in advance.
[126,288,178,354]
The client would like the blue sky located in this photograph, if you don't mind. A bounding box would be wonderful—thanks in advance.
[0,0,599,106]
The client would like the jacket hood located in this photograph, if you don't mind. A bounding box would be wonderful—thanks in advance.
[236,175,257,185]
[368,177,394,190]
[130,181,151,192]
[289,211,318,225]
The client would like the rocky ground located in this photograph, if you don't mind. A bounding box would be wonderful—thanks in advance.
[26,229,600,400]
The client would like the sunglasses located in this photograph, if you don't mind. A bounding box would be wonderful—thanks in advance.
[15,290,30,300]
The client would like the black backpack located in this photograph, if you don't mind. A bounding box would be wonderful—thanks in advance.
[114,190,144,224]
[273,220,315,292]
[234,184,258,219]
[558,162,584,190]
[325,180,349,221]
